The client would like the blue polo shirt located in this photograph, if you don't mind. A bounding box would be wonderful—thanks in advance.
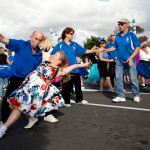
[50,40,87,73]
[6,39,42,77]
[113,30,141,63]
[106,42,118,59]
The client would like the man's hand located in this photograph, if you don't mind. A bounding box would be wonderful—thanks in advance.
[127,56,133,66]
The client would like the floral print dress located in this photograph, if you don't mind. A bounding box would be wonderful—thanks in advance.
[7,61,65,118]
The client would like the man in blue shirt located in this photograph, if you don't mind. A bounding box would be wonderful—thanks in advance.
[106,18,141,103]
[50,27,98,107]
[0,30,44,124]
[106,32,118,87]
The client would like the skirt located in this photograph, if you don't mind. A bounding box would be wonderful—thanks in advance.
[87,64,101,82]
[136,61,150,78]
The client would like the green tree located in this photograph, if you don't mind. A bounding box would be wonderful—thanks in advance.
[84,36,99,49]
[129,25,144,34]
[82,36,100,61]
[138,36,148,43]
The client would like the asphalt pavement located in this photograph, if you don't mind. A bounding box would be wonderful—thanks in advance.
[0,80,150,150]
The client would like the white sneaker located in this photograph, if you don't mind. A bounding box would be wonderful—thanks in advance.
[134,97,141,102]
[0,121,4,128]
[24,118,38,129]
[0,97,2,101]
[65,104,71,107]
[112,97,126,102]
[0,129,5,138]
[44,114,58,123]
[70,99,76,104]
[77,100,88,104]
[81,85,85,90]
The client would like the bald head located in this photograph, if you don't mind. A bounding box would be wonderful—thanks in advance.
[30,30,44,50]
[32,30,44,39]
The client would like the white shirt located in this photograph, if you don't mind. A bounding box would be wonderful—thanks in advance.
[139,47,150,61]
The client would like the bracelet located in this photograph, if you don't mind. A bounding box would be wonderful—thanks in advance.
[131,55,134,59]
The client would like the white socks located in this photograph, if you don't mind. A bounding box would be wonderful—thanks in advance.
[0,125,7,138]
[0,125,7,133]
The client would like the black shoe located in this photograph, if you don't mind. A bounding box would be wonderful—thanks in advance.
[140,85,148,88]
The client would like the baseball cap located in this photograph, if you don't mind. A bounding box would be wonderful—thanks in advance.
[117,18,129,24]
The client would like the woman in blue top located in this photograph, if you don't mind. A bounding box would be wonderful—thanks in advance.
[0,47,12,100]
[97,39,115,92]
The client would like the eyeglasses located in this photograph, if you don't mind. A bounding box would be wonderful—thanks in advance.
[68,32,74,35]
[118,23,126,26]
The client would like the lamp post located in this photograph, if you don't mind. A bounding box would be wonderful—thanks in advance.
[133,19,136,34]
[50,28,58,46]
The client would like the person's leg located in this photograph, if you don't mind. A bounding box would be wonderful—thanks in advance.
[127,63,140,97]
[109,62,116,87]
[100,77,105,90]
[0,108,22,138]
[124,75,127,82]
[105,77,113,89]
[72,74,83,103]
[62,79,72,104]
[80,78,85,89]
[115,60,125,98]
[0,78,4,98]
[110,76,115,87]
[4,108,22,128]
[126,75,130,82]
[3,78,8,89]
[1,76,25,123]
[140,75,146,86]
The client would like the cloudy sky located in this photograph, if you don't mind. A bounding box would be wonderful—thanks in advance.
[0,0,149,46]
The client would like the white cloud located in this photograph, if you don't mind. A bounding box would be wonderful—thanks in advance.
[0,0,150,46]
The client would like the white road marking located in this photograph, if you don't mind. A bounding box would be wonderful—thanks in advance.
[82,89,150,95]
[85,103,150,112]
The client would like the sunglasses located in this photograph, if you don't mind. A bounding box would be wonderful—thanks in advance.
[118,23,126,26]
[110,35,116,36]
[101,42,106,44]
[68,32,74,35]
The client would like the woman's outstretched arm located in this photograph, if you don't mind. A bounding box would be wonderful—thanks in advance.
[57,63,90,77]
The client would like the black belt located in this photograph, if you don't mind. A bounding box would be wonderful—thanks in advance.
[140,60,149,63]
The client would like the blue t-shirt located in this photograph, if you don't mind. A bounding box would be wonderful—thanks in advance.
[6,39,42,77]
[50,40,87,73]
[106,42,118,60]
[97,52,109,60]
[113,30,141,63]
[102,52,109,60]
